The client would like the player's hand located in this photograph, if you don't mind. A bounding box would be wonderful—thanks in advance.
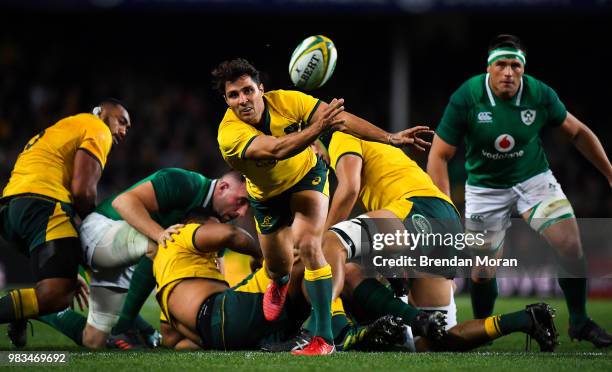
[158,224,184,248]
[315,98,345,131]
[72,274,89,311]
[388,126,434,150]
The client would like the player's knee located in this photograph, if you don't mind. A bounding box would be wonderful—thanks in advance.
[554,237,582,259]
[296,236,322,262]
[160,322,182,348]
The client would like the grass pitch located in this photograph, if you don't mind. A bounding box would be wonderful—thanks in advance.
[1,296,611,371]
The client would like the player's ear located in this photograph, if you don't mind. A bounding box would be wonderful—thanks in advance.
[258,83,264,93]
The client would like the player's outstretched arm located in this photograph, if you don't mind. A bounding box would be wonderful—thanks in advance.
[244,98,345,160]
[193,223,261,258]
[321,103,433,149]
[560,112,612,188]
[71,149,103,219]
[427,134,457,197]
[325,154,363,230]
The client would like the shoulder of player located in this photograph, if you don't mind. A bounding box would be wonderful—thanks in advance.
[169,223,202,248]
[154,167,207,184]
[449,74,486,106]
[69,113,111,133]
[522,74,557,103]
[218,109,258,134]
[264,89,313,110]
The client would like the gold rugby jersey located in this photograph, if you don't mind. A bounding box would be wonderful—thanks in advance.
[329,131,454,219]
[218,90,321,200]
[153,223,224,325]
[2,113,112,203]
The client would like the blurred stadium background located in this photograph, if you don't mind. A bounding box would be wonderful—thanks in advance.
[1,0,611,311]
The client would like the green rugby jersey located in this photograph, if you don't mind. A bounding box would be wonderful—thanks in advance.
[95,168,215,227]
[436,73,567,189]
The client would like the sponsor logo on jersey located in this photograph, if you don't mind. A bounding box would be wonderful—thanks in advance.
[520,109,536,125]
[477,112,493,123]
[494,134,515,153]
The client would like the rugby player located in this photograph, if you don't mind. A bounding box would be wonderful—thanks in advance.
[342,262,559,352]
[320,130,461,330]
[0,99,130,347]
[37,168,249,349]
[154,216,405,352]
[427,34,612,347]
[213,58,430,355]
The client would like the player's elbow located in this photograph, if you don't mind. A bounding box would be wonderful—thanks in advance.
[268,143,294,160]
[111,193,130,211]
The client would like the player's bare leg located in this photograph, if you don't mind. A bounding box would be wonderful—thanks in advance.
[321,231,347,300]
[290,190,335,355]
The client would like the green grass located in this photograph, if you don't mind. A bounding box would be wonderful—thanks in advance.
[1,296,612,371]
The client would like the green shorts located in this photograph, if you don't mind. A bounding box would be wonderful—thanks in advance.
[403,197,463,278]
[201,269,296,350]
[0,195,78,255]
[249,157,329,234]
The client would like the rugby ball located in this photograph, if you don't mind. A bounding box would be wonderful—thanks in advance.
[289,35,337,90]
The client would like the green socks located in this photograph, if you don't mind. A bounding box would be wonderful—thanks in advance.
[303,265,334,344]
[470,278,498,319]
[352,278,420,324]
[38,310,87,345]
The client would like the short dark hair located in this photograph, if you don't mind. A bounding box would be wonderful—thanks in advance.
[211,58,261,95]
[488,34,526,54]
[98,97,127,111]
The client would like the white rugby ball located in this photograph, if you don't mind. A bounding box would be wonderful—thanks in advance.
[289,35,337,90]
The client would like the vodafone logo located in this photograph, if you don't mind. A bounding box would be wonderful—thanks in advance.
[494,134,515,153]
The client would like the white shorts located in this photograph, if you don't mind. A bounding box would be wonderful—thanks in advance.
[79,212,147,289]
[465,170,569,233]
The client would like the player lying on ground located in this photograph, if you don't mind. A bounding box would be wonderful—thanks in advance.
[0,99,130,347]
[155,216,406,352]
[427,34,612,347]
[213,58,431,354]
[35,169,248,349]
[340,262,558,352]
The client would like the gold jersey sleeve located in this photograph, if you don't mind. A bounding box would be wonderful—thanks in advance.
[329,131,453,219]
[218,90,320,200]
[153,223,225,325]
[2,113,112,203]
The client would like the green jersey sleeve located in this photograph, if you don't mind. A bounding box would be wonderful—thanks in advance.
[541,82,567,127]
[436,90,469,146]
[150,168,207,212]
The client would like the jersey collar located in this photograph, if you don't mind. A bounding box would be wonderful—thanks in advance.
[202,179,217,209]
[485,73,524,107]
